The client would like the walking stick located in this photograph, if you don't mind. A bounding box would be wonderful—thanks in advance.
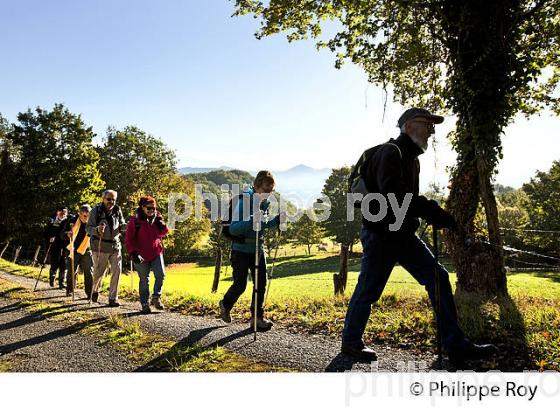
[34,241,53,291]
[70,225,75,302]
[253,222,259,341]
[432,226,443,369]
[90,225,105,304]
[264,226,282,307]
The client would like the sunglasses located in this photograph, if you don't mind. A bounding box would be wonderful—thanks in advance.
[145,206,155,211]
[105,198,116,202]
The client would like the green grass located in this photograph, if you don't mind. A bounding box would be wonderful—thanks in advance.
[1,256,559,371]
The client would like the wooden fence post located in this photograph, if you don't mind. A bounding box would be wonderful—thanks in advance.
[32,245,41,267]
[0,241,10,259]
[13,246,22,264]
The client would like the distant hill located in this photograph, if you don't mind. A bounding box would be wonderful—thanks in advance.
[179,164,332,202]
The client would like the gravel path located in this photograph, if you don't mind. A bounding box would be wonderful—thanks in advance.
[0,269,437,372]
[0,297,135,372]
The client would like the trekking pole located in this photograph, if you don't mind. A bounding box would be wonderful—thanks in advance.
[253,220,259,342]
[264,226,282,307]
[91,225,105,304]
[34,241,53,291]
[70,225,75,302]
[432,226,443,369]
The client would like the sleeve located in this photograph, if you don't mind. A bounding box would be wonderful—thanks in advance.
[229,196,254,237]
[59,218,71,242]
[369,146,434,218]
[86,207,98,237]
[124,217,138,254]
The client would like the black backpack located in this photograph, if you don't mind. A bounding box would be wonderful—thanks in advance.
[348,142,402,207]
[221,194,246,243]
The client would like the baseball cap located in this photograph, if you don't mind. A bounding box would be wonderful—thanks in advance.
[397,108,444,128]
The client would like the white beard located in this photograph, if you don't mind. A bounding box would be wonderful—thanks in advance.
[409,133,428,152]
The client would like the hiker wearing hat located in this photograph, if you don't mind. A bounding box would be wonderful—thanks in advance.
[87,190,127,307]
[61,205,94,298]
[341,108,498,366]
[125,196,170,314]
[218,171,282,331]
[44,206,69,289]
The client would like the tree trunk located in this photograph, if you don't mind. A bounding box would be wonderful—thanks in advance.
[211,247,222,293]
[333,244,349,295]
[307,244,311,255]
[445,160,507,296]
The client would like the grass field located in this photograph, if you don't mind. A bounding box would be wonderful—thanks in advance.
[1,253,559,371]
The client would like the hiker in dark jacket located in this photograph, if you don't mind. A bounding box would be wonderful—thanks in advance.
[44,206,68,288]
[218,171,282,331]
[87,190,127,306]
[342,108,498,366]
[61,205,94,298]
[125,196,170,314]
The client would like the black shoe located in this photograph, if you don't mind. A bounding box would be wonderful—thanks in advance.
[341,343,378,362]
[91,292,99,302]
[49,277,55,287]
[66,291,73,297]
[219,301,232,323]
[108,300,120,307]
[141,304,152,314]
[59,283,65,290]
[448,342,499,366]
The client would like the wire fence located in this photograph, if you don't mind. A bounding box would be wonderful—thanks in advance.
[0,233,558,278]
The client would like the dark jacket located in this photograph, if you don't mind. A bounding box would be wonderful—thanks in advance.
[86,204,127,253]
[363,133,438,235]
[44,215,68,249]
[60,215,90,252]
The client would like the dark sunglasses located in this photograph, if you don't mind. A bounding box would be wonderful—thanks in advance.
[105,198,116,202]
[145,206,155,211]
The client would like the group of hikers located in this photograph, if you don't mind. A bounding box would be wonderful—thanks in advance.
[42,108,499,366]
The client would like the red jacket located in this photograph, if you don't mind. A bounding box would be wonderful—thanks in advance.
[125,212,169,262]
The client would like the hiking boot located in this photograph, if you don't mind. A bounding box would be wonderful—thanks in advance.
[141,304,152,314]
[59,283,65,290]
[249,316,273,331]
[219,300,231,323]
[91,292,99,302]
[151,297,165,310]
[108,299,120,308]
[448,342,499,367]
[341,343,378,362]
[66,290,73,297]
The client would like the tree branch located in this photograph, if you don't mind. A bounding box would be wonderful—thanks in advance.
[520,0,549,22]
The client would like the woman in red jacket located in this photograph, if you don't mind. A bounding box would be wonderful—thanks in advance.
[125,196,169,313]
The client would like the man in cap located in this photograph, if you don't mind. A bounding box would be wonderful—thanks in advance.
[44,206,69,288]
[341,108,498,366]
[61,205,94,298]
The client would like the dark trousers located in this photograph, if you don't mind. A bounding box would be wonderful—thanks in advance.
[342,227,466,350]
[49,245,66,286]
[66,250,94,297]
[222,250,267,318]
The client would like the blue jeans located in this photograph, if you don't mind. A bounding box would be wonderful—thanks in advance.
[135,255,166,307]
[342,227,466,350]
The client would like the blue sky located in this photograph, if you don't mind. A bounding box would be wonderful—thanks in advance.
[1,0,558,190]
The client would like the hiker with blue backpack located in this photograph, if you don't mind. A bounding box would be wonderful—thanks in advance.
[218,171,284,331]
[125,195,170,314]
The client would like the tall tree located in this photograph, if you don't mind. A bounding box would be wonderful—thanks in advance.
[4,104,104,242]
[292,211,326,255]
[321,167,361,294]
[98,126,177,215]
[522,161,560,255]
[0,114,16,241]
[234,0,560,296]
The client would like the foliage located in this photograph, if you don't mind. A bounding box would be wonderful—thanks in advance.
[1,104,104,242]
[291,210,326,255]
[321,167,361,246]
[97,126,177,215]
[523,160,560,255]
